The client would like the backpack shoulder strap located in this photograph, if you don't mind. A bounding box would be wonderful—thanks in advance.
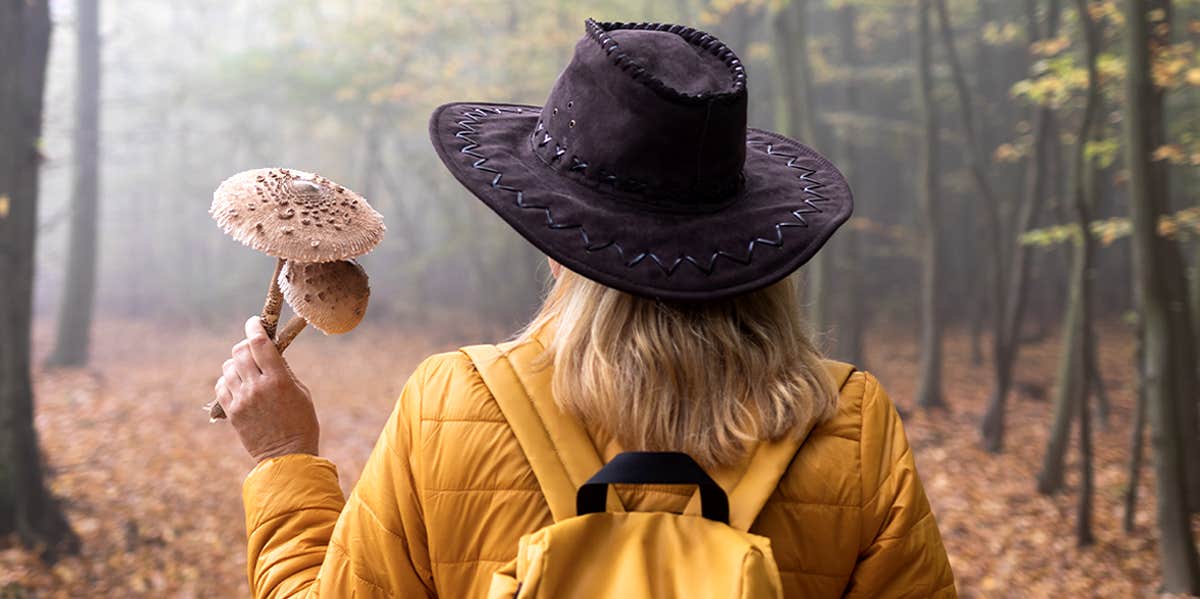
[465,343,856,530]
[461,343,622,522]
[720,359,858,530]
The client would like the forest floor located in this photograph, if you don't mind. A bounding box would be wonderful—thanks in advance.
[1,317,1197,598]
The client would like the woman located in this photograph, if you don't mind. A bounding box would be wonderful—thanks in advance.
[216,20,955,598]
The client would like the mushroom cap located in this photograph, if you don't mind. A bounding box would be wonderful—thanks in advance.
[279,260,370,334]
[210,168,385,262]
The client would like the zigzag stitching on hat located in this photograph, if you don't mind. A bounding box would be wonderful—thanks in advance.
[532,124,740,205]
[455,106,828,277]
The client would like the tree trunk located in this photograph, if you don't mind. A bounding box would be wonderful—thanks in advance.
[1087,331,1110,429]
[968,256,986,366]
[0,0,79,559]
[1192,240,1200,364]
[834,4,865,366]
[914,0,945,409]
[1124,0,1200,591]
[773,0,830,336]
[933,0,1012,410]
[980,105,1056,453]
[1037,257,1082,495]
[46,0,102,368]
[964,0,995,371]
[1124,311,1147,533]
[1077,325,1094,546]
[1070,0,1100,545]
[979,0,1061,454]
[1039,0,1102,501]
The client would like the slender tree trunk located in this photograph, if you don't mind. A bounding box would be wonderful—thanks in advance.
[1070,0,1099,545]
[968,251,986,366]
[933,0,1009,410]
[0,0,79,559]
[835,5,865,366]
[1192,241,1200,361]
[965,0,995,370]
[1039,0,1102,496]
[1077,325,1094,545]
[1087,331,1110,428]
[774,0,830,336]
[1124,0,1200,591]
[47,0,102,368]
[914,0,945,409]
[1125,310,1147,533]
[979,0,1061,454]
[980,106,1056,453]
[1037,265,1081,495]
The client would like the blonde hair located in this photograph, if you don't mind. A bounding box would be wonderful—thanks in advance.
[518,268,838,468]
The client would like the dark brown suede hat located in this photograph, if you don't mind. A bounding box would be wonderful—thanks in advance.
[429,19,853,301]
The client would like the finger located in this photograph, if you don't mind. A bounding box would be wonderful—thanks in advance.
[214,378,234,413]
[232,340,262,380]
[245,316,286,375]
[222,359,242,388]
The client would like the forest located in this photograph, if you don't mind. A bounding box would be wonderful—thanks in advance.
[1,0,1199,596]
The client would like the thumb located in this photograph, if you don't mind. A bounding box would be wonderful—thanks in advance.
[246,315,268,340]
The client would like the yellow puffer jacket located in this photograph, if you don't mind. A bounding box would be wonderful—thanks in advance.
[243,333,956,598]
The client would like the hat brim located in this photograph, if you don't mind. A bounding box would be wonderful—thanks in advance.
[429,102,853,301]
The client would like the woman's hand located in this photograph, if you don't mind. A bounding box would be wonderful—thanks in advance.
[215,316,319,462]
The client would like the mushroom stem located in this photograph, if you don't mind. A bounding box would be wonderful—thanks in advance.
[260,257,286,339]
[206,400,225,422]
[275,316,307,353]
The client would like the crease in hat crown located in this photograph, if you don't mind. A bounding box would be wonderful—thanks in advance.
[584,19,747,104]
[529,20,752,209]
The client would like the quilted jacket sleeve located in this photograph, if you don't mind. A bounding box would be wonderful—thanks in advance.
[242,358,435,598]
[843,373,957,599]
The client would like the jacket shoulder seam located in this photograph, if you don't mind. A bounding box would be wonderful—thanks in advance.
[874,508,934,542]
[856,371,875,551]
[776,568,848,578]
[327,537,393,595]
[419,417,507,424]
[860,445,913,509]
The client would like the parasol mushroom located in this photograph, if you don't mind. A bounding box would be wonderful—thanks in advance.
[210,168,384,336]
[207,168,384,420]
[274,259,371,352]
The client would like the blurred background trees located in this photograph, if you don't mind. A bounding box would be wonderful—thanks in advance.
[2,0,1198,593]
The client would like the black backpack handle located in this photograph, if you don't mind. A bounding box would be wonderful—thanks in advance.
[576,452,730,524]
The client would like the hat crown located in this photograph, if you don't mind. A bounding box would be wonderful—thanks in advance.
[532,20,749,210]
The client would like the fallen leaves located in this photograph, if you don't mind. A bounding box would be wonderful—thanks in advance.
[1,318,448,598]
[0,317,1195,597]
[869,324,1200,598]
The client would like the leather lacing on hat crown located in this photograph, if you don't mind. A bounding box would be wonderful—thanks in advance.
[455,106,833,278]
[585,19,747,104]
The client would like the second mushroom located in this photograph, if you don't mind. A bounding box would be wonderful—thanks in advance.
[275,259,371,352]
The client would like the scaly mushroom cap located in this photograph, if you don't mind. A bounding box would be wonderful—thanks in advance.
[279,260,370,334]
[210,168,385,262]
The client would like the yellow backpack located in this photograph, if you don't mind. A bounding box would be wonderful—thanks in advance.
[463,343,855,599]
